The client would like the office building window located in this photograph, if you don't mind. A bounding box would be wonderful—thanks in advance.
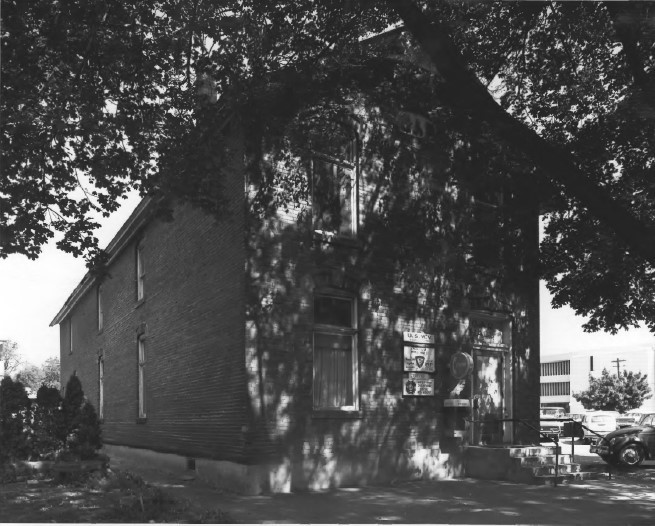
[540,382,570,396]
[540,360,570,376]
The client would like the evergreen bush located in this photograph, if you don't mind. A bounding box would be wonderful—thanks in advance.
[31,385,65,459]
[61,374,103,460]
[0,376,31,462]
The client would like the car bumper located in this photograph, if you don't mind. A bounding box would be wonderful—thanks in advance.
[590,444,610,455]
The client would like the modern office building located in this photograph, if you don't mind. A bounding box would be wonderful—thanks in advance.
[541,346,655,413]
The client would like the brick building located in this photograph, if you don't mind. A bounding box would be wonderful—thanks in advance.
[51,75,541,492]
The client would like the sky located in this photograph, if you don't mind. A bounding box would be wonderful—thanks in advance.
[1,196,654,367]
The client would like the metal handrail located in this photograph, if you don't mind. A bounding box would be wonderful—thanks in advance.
[465,417,613,485]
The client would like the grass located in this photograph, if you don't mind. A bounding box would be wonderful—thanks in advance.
[0,468,235,523]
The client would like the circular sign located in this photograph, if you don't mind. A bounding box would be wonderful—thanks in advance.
[450,352,473,379]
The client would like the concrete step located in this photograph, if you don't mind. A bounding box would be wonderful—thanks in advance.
[528,463,581,476]
[507,445,559,458]
[511,454,572,467]
[532,471,610,486]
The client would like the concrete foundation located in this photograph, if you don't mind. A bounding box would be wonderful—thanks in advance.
[103,444,274,495]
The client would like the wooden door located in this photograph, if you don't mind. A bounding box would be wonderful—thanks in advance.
[472,347,504,445]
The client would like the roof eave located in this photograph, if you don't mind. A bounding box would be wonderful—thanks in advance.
[49,196,156,326]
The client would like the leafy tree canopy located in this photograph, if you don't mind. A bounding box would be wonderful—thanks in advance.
[2,0,655,333]
[14,357,60,392]
[573,367,652,413]
[0,340,22,375]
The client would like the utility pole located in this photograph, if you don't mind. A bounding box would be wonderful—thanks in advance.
[611,358,626,376]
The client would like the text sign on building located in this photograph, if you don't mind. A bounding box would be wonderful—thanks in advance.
[404,346,435,372]
[403,331,436,345]
[444,398,470,408]
[403,372,434,396]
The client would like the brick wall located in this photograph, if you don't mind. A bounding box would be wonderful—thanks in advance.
[242,109,541,488]
[60,130,247,462]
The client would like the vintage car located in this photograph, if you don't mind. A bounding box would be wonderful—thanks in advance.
[616,412,644,429]
[591,413,655,466]
[539,407,566,440]
[580,411,619,445]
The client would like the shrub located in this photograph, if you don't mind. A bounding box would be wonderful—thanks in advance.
[0,376,31,462]
[61,374,103,460]
[31,385,65,459]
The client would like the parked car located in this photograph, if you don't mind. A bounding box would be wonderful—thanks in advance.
[616,412,643,429]
[539,407,566,439]
[591,413,655,466]
[580,411,619,444]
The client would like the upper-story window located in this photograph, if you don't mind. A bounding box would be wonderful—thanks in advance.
[68,317,73,354]
[310,129,357,238]
[313,294,358,411]
[136,242,145,301]
[312,157,356,237]
[97,285,104,331]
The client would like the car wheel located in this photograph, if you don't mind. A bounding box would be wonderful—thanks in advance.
[618,444,645,467]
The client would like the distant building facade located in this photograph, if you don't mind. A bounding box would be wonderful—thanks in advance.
[541,347,655,413]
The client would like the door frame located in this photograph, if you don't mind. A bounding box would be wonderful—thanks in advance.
[466,311,513,445]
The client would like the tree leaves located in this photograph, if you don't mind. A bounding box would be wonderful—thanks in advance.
[573,367,652,413]
[2,0,655,333]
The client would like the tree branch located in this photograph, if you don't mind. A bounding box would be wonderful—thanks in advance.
[388,0,655,266]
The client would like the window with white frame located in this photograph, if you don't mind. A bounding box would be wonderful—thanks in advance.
[312,155,357,237]
[97,285,104,331]
[137,335,146,419]
[313,294,358,410]
[136,242,145,301]
[98,356,104,420]
[68,317,73,354]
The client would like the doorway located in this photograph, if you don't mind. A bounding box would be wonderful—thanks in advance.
[468,314,512,445]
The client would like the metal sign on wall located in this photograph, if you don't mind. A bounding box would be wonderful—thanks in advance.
[402,331,436,397]
[403,372,435,396]
[403,331,436,345]
[403,346,435,372]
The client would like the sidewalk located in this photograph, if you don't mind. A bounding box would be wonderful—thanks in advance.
[109,450,655,524]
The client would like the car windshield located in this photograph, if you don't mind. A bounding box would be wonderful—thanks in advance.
[591,416,613,423]
[638,415,654,426]
[542,409,564,416]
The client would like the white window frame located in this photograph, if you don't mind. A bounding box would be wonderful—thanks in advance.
[97,285,104,331]
[136,243,145,301]
[98,356,104,420]
[312,294,358,411]
[69,317,73,354]
[310,143,358,238]
[137,335,146,419]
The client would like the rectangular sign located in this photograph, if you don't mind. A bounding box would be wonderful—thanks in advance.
[444,398,470,408]
[445,429,466,438]
[403,373,434,396]
[403,331,435,345]
[403,346,436,372]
